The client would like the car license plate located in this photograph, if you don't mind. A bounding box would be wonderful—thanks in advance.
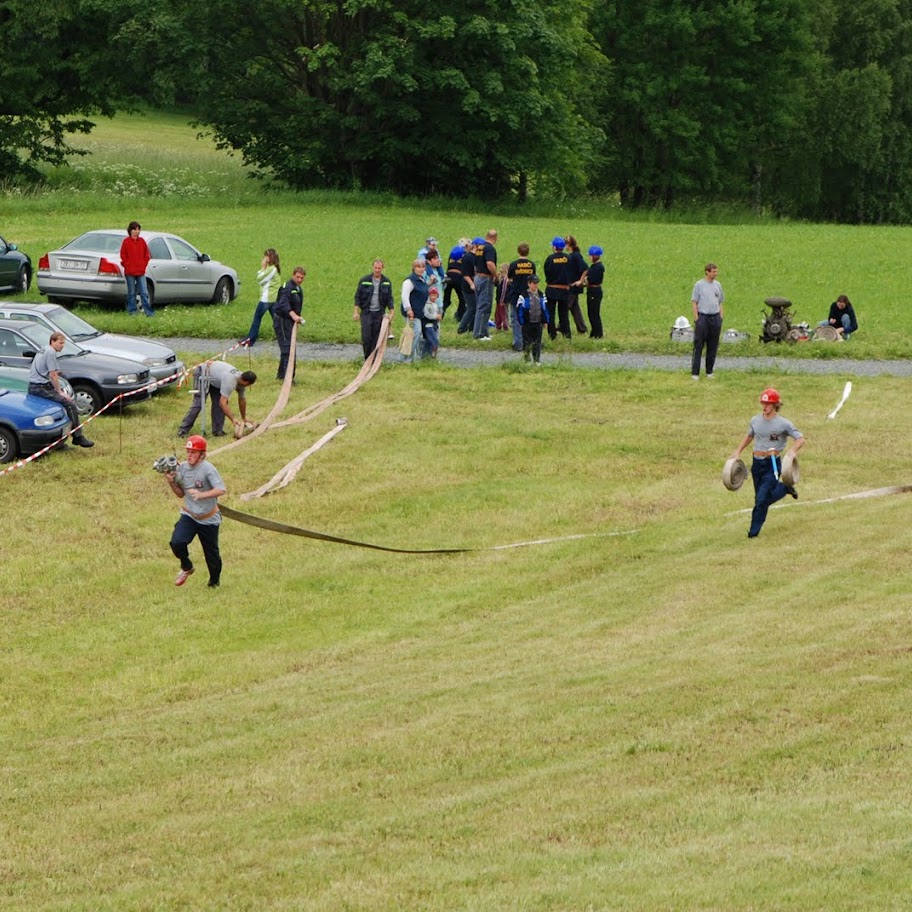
[60,259,89,271]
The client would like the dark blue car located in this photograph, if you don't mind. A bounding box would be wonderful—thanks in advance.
[0,387,71,463]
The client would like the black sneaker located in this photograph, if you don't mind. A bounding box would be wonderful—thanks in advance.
[177,429,187,438]
[785,485,799,500]
[74,436,94,448]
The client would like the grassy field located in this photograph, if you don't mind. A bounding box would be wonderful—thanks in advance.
[3,112,912,910]
[3,110,912,359]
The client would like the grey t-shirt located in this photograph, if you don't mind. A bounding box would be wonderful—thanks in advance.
[207,361,244,400]
[370,278,381,312]
[691,278,724,315]
[29,346,59,384]
[747,413,803,453]
[176,459,224,525]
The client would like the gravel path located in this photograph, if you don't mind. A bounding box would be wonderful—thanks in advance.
[163,337,912,377]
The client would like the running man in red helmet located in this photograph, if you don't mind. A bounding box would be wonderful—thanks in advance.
[163,435,226,587]
[730,387,806,538]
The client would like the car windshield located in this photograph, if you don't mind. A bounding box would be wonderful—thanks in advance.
[65,232,124,255]
[45,306,100,340]
[17,323,85,357]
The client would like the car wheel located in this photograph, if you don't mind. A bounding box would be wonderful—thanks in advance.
[0,426,18,464]
[16,266,31,294]
[212,277,232,305]
[71,383,103,417]
[147,282,156,310]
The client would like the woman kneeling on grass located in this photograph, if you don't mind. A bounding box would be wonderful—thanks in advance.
[730,387,806,539]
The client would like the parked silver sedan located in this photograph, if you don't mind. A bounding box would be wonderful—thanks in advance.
[0,302,185,385]
[37,229,240,308]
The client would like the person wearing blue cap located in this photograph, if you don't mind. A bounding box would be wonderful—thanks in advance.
[444,244,466,318]
[471,229,498,341]
[586,245,605,339]
[456,240,479,336]
[543,236,574,339]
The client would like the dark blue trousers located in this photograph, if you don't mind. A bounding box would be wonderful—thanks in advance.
[749,456,789,537]
[170,513,222,585]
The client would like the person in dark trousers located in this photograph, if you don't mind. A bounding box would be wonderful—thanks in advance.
[177,361,257,438]
[543,236,573,339]
[273,265,305,381]
[26,331,94,448]
[564,235,589,335]
[120,220,154,316]
[506,242,536,352]
[472,229,498,341]
[691,262,724,379]
[165,435,226,588]
[586,245,605,339]
[456,241,478,335]
[730,387,805,538]
[353,258,395,359]
[517,275,551,364]
[444,244,467,319]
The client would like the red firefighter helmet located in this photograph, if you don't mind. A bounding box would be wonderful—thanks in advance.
[760,387,781,404]
[185,434,208,453]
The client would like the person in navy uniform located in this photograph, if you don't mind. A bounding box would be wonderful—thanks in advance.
[353,259,395,359]
[543,236,574,340]
[444,244,466,320]
[564,234,589,335]
[586,245,605,339]
[273,265,305,380]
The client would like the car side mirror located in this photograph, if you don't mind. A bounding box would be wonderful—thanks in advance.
[199,253,211,263]
[8,244,17,251]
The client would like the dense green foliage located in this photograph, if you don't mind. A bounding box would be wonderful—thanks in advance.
[5,0,912,220]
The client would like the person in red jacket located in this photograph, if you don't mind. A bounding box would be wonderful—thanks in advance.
[120,220,154,316]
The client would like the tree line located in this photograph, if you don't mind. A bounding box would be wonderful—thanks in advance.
[3,0,912,223]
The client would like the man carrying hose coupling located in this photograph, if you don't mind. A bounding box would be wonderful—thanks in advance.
[164,435,226,587]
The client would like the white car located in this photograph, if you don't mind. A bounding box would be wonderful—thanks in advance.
[0,303,185,385]
[37,229,240,308]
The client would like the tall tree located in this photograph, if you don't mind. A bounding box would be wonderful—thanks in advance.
[591,0,816,209]
[771,0,912,222]
[0,0,125,180]
[176,0,608,197]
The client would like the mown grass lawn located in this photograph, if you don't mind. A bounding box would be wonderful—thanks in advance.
[3,357,912,910]
[2,111,912,911]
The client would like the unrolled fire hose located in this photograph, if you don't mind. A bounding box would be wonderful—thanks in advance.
[219,504,638,554]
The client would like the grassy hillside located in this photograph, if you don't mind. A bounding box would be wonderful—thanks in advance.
[2,111,912,911]
[2,110,911,359]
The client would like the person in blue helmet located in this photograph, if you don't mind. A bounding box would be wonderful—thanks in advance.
[444,244,466,319]
[586,245,605,339]
[543,236,574,339]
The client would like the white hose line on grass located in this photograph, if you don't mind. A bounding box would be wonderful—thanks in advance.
[240,418,348,500]
[827,381,853,420]
[725,484,912,515]
[209,321,301,457]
